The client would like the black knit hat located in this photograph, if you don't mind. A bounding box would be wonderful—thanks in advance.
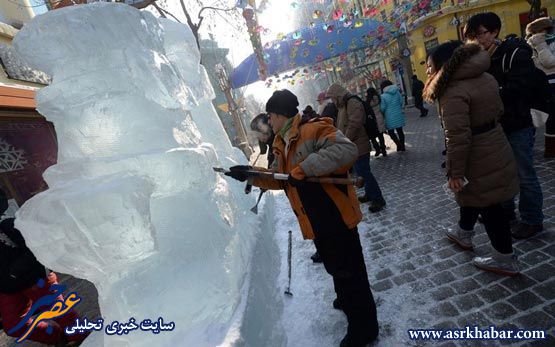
[265,89,299,118]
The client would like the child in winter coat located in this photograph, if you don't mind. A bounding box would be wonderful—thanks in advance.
[526,16,555,158]
[380,80,407,151]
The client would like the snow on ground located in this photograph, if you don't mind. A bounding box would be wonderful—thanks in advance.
[272,189,432,347]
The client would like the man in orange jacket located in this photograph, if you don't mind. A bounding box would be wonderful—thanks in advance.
[225,89,379,347]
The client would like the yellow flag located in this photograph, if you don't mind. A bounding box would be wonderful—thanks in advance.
[217,103,229,113]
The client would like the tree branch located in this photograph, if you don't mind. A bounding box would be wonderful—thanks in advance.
[197,5,237,19]
[127,0,157,9]
[151,2,168,19]
[180,0,198,30]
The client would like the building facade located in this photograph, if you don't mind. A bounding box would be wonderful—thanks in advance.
[0,14,56,207]
[364,0,555,91]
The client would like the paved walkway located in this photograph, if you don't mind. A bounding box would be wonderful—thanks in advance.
[361,107,554,346]
[278,105,554,347]
[2,106,553,347]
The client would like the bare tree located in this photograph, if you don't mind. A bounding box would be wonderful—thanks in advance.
[32,1,240,50]
[139,0,240,50]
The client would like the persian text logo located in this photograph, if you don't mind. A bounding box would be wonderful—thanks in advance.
[9,279,81,343]
[65,317,175,336]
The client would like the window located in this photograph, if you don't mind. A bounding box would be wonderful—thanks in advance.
[424,38,439,56]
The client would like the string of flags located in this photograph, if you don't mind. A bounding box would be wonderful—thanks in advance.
[234,0,510,88]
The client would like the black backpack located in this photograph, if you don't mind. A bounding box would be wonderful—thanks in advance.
[345,95,379,138]
[501,43,555,115]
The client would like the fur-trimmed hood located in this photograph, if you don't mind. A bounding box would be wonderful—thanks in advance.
[423,44,490,103]
[526,17,553,37]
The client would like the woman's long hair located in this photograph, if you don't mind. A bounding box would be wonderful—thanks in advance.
[379,80,393,93]
[423,40,464,103]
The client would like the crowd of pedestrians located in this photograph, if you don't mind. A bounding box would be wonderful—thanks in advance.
[5,10,549,347]
[236,11,553,347]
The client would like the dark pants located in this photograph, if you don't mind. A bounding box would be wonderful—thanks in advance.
[388,128,405,150]
[459,205,513,254]
[501,127,544,225]
[370,133,386,153]
[353,153,384,201]
[548,83,555,136]
[414,99,427,116]
[313,227,379,341]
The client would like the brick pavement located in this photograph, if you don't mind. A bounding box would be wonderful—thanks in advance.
[1,106,553,347]
[358,106,555,346]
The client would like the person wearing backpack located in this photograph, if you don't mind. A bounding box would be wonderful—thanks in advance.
[326,83,386,213]
[317,91,339,125]
[380,80,407,151]
[464,12,544,239]
[225,89,380,346]
[526,16,555,158]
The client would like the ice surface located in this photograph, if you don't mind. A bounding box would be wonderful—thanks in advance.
[13,3,284,346]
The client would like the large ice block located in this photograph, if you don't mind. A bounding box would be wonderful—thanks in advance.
[13,3,284,346]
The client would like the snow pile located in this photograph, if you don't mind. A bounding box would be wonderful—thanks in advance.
[13,3,284,346]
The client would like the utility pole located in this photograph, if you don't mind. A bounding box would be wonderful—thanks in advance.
[216,64,253,159]
[396,33,414,103]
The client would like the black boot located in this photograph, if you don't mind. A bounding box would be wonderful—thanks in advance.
[333,297,343,310]
[340,320,379,347]
[311,251,323,263]
[545,135,555,158]
[340,333,378,347]
[358,195,370,203]
[368,198,386,213]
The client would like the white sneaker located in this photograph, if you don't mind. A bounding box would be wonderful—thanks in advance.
[445,226,474,250]
[473,249,520,277]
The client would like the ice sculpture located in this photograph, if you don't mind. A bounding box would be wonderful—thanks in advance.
[13,3,284,346]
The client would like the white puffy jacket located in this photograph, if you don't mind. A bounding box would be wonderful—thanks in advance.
[528,33,555,79]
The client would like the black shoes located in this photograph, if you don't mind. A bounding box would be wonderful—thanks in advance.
[340,330,378,347]
[512,223,543,239]
[374,148,387,157]
[369,199,386,213]
[358,195,370,203]
[360,197,386,212]
[333,298,343,310]
[311,251,323,263]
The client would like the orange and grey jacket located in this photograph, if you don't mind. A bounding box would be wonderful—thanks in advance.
[250,114,362,239]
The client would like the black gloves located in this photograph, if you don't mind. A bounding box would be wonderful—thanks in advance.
[224,165,252,182]
[287,174,305,187]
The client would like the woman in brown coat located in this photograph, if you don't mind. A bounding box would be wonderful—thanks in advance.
[424,42,520,276]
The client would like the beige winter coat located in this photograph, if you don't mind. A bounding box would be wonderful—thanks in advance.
[425,44,519,207]
[326,83,370,156]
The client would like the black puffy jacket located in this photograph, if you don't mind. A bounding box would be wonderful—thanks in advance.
[488,37,535,133]
[0,219,46,293]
